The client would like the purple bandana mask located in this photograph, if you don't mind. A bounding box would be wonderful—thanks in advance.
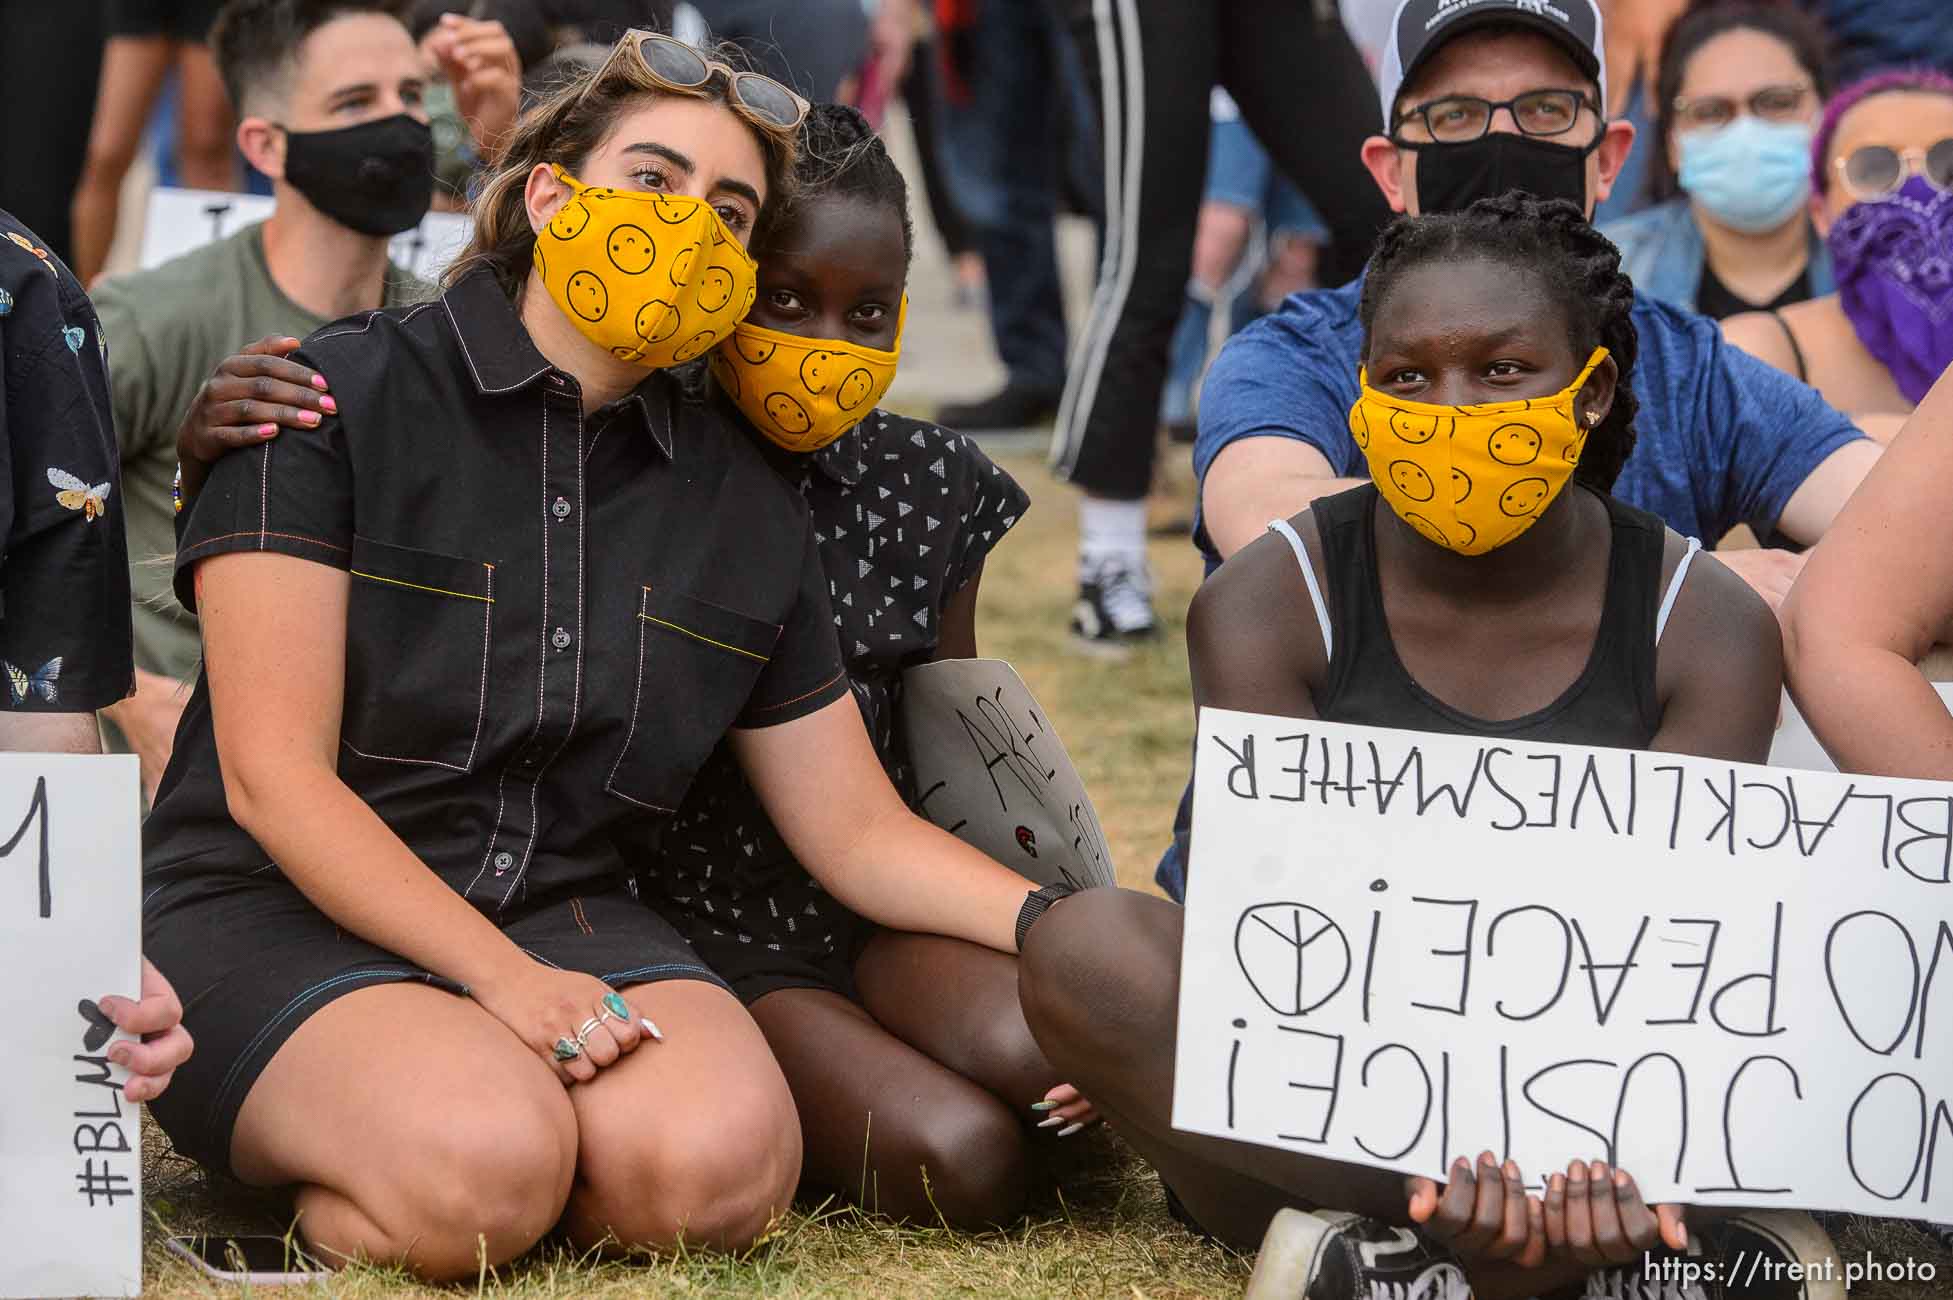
[1827,175,1953,405]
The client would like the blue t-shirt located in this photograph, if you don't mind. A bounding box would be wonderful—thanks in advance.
[1191,278,1868,570]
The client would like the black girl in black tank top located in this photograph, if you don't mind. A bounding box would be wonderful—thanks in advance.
[1298,484,1680,748]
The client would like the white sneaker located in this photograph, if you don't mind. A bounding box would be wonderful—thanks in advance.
[1246,1208,1470,1300]
[1070,559,1159,656]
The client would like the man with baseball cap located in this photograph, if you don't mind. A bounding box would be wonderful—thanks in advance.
[1155,0,1882,903]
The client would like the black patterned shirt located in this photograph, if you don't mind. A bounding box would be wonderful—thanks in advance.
[651,411,1029,975]
[0,208,133,712]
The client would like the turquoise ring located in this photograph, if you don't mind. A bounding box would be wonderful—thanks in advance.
[602,993,631,1020]
[552,1036,583,1062]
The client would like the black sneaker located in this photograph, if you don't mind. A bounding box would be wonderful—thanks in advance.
[1580,1210,1844,1300]
[1071,561,1159,654]
[936,384,1061,432]
[1246,1208,1470,1300]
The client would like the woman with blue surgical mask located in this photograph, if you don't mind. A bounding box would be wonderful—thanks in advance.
[1724,67,1953,438]
[1601,3,1829,319]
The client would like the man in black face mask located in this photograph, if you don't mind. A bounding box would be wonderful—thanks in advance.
[92,0,447,803]
[1153,0,1887,903]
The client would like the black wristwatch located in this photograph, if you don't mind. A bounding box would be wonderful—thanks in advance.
[1015,881,1078,952]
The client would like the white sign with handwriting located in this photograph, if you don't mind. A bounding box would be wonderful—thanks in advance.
[902,659,1116,889]
[0,755,143,1299]
[1174,712,1953,1220]
[139,186,470,284]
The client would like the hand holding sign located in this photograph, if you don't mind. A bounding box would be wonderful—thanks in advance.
[0,754,143,1299]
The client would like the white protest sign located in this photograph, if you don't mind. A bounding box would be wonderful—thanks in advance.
[138,186,471,284]
[901,659,1116,889]
[1771,684,1953,773]
[0,754,143,1299]
[1174,712,1953,1220]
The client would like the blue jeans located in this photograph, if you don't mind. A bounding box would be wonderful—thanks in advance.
[1162,117,1328,425]
[935,0,1096,394]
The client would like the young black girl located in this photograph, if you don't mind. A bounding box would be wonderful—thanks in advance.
[645,102,1096,1228]
[1016,196,1829,1299]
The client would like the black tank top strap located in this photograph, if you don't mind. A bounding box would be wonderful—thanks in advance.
[1306,485,1378,707]
[1594,493,1669,734]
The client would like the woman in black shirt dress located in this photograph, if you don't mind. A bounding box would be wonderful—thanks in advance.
[142,34,1048,1282]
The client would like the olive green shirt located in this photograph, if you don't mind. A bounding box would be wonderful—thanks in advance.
[93,222,432,681]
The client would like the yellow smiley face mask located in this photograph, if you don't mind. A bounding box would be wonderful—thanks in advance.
[1350,347,1610,556]
[533,164,758,368]
[709,297,907,453]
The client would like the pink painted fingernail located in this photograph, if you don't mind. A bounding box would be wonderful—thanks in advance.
[257,423,278,437]
[320,394,337,412]
[311,373,328,390]
[300,410,322,425]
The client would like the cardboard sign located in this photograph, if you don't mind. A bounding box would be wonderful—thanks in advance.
[138,186,471,284]
[1174,712,1953,1220]
[0,755,143,1299]
[901,659,1116,889]
[1771,684,1953,773]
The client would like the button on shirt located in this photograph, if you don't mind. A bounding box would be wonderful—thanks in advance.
[144,268,850,915]
[0,208,133,711]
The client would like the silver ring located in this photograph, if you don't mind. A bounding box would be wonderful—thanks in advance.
[574,1015,606,1048]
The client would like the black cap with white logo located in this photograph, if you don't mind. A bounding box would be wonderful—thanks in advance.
[1378,0,1607,128]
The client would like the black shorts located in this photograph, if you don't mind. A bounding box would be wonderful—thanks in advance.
[145,876,725,1175]
[685,926,868,1006]
[106,0,224,40]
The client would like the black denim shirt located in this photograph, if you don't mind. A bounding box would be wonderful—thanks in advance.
[0,208,133,711]
[143,268,848,915]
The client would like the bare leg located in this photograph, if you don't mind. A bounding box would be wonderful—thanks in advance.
[1018,888,1411,1250]
[753,982,1034,1227]
[172,43,238,192]
[1189,203,1253,296]
[69,37,174,283]
[854,930,1060,1107]
[559,980,801,1253]
[229,982,578,1282]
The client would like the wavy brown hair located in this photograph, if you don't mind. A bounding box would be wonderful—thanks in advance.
[444,35,798,297]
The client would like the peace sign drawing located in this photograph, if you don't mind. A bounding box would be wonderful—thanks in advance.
[1233,902,1352,1017]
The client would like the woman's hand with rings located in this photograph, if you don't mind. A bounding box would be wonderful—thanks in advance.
[473,963,644,1085]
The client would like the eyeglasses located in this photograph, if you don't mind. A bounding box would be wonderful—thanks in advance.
[1835,139,1953,202]
[1672,83,1813,131]
[1392,90,1599,144]
[579,29,809,133]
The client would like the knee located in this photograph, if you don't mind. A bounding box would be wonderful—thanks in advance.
[357,1090,577,1279]
[1019,888,1179,1072]
[890,1098,1029,1229]
[572,1087,802,1252]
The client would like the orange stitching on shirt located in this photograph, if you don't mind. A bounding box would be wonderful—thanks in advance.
[180,530,351,556]
[747,668,847,715]
[571,897,593,935]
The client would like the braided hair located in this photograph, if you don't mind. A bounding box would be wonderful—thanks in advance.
[1357,193,1640,492]
[760,103,915,266]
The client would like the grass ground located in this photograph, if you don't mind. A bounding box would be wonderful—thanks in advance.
[134,455,1951,1297]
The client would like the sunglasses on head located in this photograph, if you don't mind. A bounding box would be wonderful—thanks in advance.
[1835,139,1953,203]
[580,29,809,133]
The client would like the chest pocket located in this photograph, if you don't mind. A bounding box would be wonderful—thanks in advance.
[342,534,495,772]
[606,586,779,811]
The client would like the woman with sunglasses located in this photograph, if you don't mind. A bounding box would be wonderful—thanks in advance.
[1600,3,1831,320]
[141,31,1056,1282]
[1723,68,1953,438]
